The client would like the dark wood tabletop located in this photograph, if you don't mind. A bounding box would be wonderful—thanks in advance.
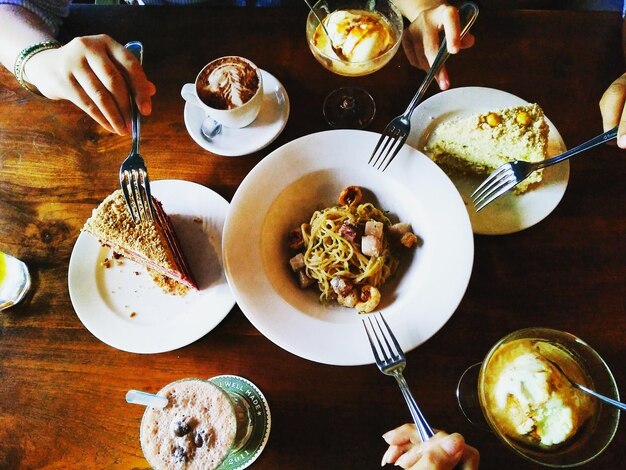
[1,4,625,469]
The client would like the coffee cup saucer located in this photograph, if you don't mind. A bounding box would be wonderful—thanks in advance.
[183,70,290,157]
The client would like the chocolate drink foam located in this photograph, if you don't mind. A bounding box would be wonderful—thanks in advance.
[140,379,237,470]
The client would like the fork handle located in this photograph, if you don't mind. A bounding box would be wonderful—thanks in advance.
[534,126,618,170]
[403,1,479,118]
[394,372,435,442]
[124,41,143,155]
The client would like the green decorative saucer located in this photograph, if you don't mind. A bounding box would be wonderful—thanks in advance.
[209,375,271,470]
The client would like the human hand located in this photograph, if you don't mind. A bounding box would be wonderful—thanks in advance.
[24,34,156,135]
[398,1,475,90]
[381,424,480,469]
[599,72,626,149]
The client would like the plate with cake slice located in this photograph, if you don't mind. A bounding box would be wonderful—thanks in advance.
[69,180,235,354]
[406,86,569,235]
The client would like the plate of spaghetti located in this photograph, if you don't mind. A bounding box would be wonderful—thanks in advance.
[223,129,474,366]
[287,185,420,314]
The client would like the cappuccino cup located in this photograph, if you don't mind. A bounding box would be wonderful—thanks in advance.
[181,56,263,129]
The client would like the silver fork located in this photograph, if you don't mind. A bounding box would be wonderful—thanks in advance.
[119,41,154,223]
[471,126,618,212]
[362,312,435,442]
[368,1,479,172]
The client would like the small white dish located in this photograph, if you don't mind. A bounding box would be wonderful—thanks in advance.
[183,69,290,157]
[406,87,569,235]
[68,180,236,354]
[223,129,474,366]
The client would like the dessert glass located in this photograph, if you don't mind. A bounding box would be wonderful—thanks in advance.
[459,327,620,467]
[305,0,403,129]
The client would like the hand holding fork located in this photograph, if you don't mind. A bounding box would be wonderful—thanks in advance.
[368,1,479,172]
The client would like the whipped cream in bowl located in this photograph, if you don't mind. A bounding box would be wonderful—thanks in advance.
[477,327,620,467]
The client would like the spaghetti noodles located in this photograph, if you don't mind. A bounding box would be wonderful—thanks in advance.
[287,186,418,313]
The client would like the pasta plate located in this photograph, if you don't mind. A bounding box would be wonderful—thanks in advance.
[223,130,474,366]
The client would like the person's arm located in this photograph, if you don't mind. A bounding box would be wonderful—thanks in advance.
[381,424,480,470]
[393,0,475,90]
[0,3,155,135]
[599,73,626,149]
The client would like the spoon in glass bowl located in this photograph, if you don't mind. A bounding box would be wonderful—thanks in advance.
[543,356,626,412]
[303,0,347,61]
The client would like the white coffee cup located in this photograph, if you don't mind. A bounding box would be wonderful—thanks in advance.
[181,56,263,129]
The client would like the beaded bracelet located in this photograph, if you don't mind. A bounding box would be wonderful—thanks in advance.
[13,40,62,96]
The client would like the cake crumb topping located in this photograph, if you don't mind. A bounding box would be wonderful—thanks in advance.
[82,189,198,294]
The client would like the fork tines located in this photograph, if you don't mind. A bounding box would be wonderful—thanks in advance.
[368,125,407,172]
[470,165,517,212]
[362,312,404,366]
[119,167,154,224]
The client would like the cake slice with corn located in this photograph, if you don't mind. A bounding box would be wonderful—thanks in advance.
[425,103,549,193]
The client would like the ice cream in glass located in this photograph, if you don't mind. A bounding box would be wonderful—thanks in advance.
[305,0,403,128]
[475,328,620,467]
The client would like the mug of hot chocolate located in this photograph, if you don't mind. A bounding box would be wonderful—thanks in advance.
[181,56,263,129]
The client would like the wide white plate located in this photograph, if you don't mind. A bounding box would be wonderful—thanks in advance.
[223,130,474,366]
[183,70,290,157]
[68,180,236,354]
[406,87,569,235]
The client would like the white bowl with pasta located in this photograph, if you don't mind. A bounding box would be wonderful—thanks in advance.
[223,129,474,366]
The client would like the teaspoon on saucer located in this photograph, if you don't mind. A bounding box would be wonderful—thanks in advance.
[201,116,222,141]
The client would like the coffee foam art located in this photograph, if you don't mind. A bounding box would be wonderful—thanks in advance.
[198,58,260,110]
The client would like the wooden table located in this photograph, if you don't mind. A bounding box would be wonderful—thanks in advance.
[1,5,624,469]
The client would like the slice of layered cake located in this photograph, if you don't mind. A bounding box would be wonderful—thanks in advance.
[425,103,549,192]
[82,189,198,295]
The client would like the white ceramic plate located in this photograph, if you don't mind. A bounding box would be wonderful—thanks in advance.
[68,180,236,354]
[183,70,290,157]
[406,87,569,235]
[223,130,474,366]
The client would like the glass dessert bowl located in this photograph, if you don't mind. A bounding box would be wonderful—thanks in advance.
[476,327,620,467]
[305,0,403,128]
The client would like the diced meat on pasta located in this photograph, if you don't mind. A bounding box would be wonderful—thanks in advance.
[389,222,411,237]
[364,220,384,238]
[289,253,306,271]
[339,221,358,242]
[337,290,358,307]
[297,270,315,288]
[361,235,382,257]
[330,276,353,297]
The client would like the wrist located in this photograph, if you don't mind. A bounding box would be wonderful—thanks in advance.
[393,0,446,22]
[13,40,61,96]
